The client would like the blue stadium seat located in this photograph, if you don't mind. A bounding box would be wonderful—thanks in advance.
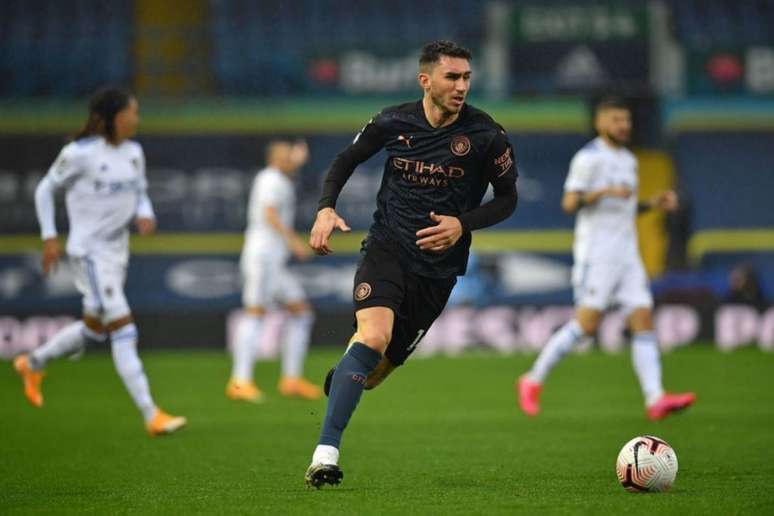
[207,0,485,96]
[670,0,774,47]
[0,0,132,97]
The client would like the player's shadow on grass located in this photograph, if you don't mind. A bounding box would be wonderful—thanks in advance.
[299,487,357,493]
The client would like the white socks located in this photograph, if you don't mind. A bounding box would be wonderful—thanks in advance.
[528,319,665,407]
[631,331,665,406]
[232,315,264,382]
[528,319,584,383]
[111,324,156,422]
[312,444,339,466]
[231,311,314,383]
[29,321,104,370]
[28,320,157,423]
[281,312,314,379]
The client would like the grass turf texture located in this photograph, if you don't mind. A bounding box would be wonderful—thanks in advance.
[1,345,773,515]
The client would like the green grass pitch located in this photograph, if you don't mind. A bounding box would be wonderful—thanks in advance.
[2,345,773,515]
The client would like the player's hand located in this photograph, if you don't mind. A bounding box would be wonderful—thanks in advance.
[651,190,679,212]
[309,207,351,256]
[135,217,156,235]
[41,238,62,276]
[605,186,633,199]
[415,212,463,253]
[290,236,313,261]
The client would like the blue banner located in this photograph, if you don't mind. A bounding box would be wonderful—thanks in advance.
[674,132,774,230]
[0,132,585,234]
[0,253,577,315]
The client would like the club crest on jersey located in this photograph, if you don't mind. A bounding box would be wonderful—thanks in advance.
[450,135,471,156]
[354,282,372,301]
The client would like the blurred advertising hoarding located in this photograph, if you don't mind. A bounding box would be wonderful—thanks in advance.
[3,304,773,359]
[3,130,772,242]
[509,3,650,94]
[2,253,772,357]
[687,46,774,96]
[0,132,584,234]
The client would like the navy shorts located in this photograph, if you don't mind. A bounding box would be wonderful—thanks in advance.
[352,238,456,366]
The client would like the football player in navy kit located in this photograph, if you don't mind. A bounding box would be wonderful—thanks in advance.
[304,40,518,488]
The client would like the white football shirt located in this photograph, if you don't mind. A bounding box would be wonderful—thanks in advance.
[564,137,640,264]
[41,136,152,265]
[242,167,295,261]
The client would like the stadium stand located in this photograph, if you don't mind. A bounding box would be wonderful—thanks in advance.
[0,0,132,97]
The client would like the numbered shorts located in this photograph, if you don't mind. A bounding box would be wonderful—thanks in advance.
[353,238,456,366]
[241,256,306,308]
[572,260,653,314]
[71,256,131,324]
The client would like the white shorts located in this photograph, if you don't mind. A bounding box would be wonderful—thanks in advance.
[572,260,653,314]
[71,256,131,324]
[241,257,306,308]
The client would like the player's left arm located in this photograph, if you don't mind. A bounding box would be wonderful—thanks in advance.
[637,190,678,214]
[416,130,518,252]
[458,129,518,231]
[134,147,156,235]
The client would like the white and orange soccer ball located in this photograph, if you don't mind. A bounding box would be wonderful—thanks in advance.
[616,435,678,493]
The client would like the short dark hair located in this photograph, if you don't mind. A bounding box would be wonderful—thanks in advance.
[419,40,472,69]
[595,97,630,115]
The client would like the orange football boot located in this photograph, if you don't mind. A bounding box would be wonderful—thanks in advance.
[226,378,265,403]
[13,354,44,407]
[278,377,323,400]
[146,408,187,436]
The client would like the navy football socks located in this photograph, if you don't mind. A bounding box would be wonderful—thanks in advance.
[318,342,381,448]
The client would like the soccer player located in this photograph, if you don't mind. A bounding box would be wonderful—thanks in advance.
[304,40,518,488]
[516,98,696,421]
[14,86,186,436]
[226,140,322,402]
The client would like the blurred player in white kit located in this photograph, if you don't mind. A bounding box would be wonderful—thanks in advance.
[14,86,186,436]
[517,98,696,421]
[226,140,322,402]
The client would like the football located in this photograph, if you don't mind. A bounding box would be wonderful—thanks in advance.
[615,435,678,493]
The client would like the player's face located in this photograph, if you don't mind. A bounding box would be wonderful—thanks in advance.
[288,141,309,171]
[423,56,471,115]
[114,97,140,142]
[596,108,631,146]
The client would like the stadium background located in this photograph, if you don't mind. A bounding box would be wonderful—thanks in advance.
[2,2,774,514]
[1,0,773,357]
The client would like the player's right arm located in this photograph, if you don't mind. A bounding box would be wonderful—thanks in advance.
[34,144,84,274]
[309,208,351,256]
[310,115,387,255]
[264,206,312,260]
[561,188,631,214]
[561,152,631,214]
